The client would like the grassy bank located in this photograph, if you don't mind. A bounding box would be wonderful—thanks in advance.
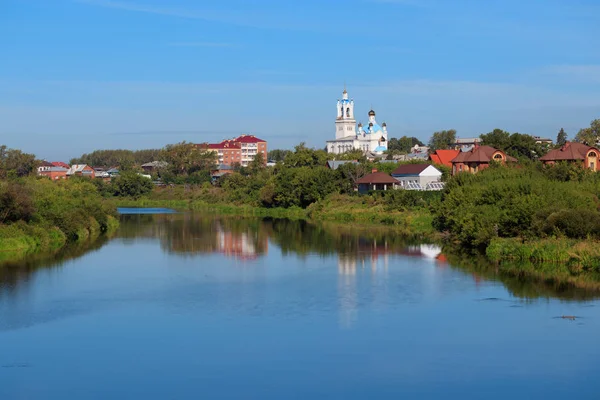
[0,178,120,263]
[116,194,439,239]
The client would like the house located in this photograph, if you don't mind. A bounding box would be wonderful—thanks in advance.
[37,160,54,174]
[429,149,460,168]
[451,145,516,175]
[141,161,168,172]
[356,171,399,193]
[51,161,70,169]
[67,164,96,178]
[210,164,235,183]
[391,164,443,190]
[539,142,600,171]
[107,167,120,177]
[38,166,68,180]
[533,136,553,145]
[326,160,359,170]
[454,137,482,150]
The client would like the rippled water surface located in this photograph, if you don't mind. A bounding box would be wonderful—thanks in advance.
[1,212,599,399]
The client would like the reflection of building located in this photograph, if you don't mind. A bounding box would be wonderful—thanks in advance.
[216,225,268,261]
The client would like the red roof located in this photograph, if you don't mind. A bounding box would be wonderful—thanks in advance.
[391,164,431,175]
[356,172,398,184]
[197,141,241,150]
[52,161,70,169]
[451,146,517,163]
[540,142,598,162]
[234,134,266,143]
[429,150,460,167]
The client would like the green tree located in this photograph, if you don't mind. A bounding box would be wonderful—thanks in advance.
[574,119,600,146]
[283,143,329,168]
[480,129,511,150]
[428,130,457,151]
[160,141,217,177]
[0,145,38,179]
[388,136,425,153]
[267,149,291,162]
[556,128,567,147]
[111,171,154,198]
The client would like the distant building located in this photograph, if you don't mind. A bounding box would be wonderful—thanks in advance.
[325,160,359,170]
[67,164,96,178]
[454,137,481,151]
[51,161,70,169]
[539,142,599,171]
[326,87,388,156]
[141,161,168,173]
[196,135,267,167]
[38,161,68,180]
[533,135,553,145]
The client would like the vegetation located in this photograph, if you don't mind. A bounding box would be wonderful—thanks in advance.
[70,148,161,168]
[556,128,567,147]
[480,128,550,160]
[574,119,600,146]
[0,178,119,261]
[428,129,456,151]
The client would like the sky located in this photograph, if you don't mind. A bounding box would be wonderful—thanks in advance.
[1,0,599,161]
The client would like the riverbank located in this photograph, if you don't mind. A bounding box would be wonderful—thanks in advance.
[115,195,439,240]
[0,178,120,263]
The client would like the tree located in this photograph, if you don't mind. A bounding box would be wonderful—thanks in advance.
[248,152,266,173]
[160,141,217,176]
[388,136,425,153]
[556,128,567,147]
[480,129,511,150]
[111,171,154,198]
[428,130,456,151]
[574,119,600,146]
[0,145,38,179]
[283,143,329,168]
[267,149,291,162]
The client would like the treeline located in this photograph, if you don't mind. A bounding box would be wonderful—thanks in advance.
[70,148,162,168]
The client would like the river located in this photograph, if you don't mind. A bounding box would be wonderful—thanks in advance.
[1,210,599,399]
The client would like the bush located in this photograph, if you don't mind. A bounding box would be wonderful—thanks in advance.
[112,171,154,198]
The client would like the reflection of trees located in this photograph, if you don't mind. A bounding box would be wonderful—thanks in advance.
[0,236,110,296]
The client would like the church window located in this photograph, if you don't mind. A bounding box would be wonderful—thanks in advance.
[346,108,350,117]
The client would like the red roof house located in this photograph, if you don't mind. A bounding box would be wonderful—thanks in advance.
[429,149,460,168]
[539,142,600,171]
[52,161,70,169]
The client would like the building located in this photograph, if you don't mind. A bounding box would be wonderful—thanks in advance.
[539,141,599,171]
[51,161,70,169]
[141,161,168,173]
[38,161,68,180]
[326,88,388,155]
[196,135,267,167]
[325,160,359,170]
[210,164,235,183]
[451,145,516,175]
[533,136,553,145]
[235,134,267,167]
[391,164,443,190]
[67,164,96,178]
[454,137,481,150]
[356,171,398,193]
[429,149,460,168]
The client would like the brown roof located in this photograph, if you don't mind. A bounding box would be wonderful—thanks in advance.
[391,164,431,175]
[356,172,398,184]
[451,146,517,163]
[540,142,598,162]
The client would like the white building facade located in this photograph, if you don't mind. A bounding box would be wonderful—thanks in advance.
[326,88,388,155]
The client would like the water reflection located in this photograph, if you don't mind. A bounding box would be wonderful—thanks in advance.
[1,213,599,301]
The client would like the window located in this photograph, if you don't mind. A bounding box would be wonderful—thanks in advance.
[493,154,503,160]
[346,108,350,117]
[588,152,597,158]
[590,162,595,170]
[459,165,463,171]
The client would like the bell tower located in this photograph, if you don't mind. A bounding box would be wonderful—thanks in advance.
[335,87,356,139]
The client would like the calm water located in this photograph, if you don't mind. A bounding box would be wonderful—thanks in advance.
[1,211,599,399]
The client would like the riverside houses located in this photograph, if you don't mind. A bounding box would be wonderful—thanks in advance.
[451,145,516,175]
[391,164,444,190]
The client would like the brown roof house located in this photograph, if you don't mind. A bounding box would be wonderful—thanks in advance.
[451,145,516,175]
[539,142,600,171]
[356,170,399,194]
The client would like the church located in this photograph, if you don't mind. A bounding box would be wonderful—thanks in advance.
[326,88,388,155]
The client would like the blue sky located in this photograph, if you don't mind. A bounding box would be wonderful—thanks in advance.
[1,0,599,161]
